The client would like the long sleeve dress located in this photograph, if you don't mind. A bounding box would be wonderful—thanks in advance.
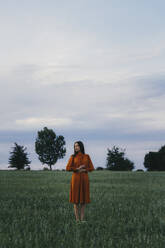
[66,151,95,204]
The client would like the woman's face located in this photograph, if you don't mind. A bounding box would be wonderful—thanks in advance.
[74,143,80,152]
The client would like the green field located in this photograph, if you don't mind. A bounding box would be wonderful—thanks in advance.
[0,170,165,248]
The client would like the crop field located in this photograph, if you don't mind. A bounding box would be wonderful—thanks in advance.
[0,170,165,248]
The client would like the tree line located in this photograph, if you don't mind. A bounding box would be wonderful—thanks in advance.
[7,126,165,171]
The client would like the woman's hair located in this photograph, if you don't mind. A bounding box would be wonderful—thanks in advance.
[73,141,85,157]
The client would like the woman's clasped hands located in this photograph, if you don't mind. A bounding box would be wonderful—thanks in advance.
[78,165,87,173]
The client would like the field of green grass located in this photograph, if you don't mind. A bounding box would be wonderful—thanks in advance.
[0,170,165,248]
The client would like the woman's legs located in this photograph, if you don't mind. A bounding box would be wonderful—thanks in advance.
[73,203,80,221]
[73,203,86,221]
[80,203,85,221]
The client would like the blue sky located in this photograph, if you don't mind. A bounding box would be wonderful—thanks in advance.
[0,0,165,170]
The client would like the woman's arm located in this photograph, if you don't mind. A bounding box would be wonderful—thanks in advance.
[66,155,82,172]
[66,156,76,172]
[79,156,95,173]
[86,155,95,172]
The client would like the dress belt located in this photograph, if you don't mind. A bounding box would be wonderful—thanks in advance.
[73,171,88,174]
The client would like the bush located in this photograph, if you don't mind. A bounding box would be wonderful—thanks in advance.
[96,167,104,170]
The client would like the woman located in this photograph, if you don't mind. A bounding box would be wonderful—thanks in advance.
[66,141,95,223]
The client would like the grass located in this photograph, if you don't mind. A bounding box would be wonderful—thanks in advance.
[0,170,165,248]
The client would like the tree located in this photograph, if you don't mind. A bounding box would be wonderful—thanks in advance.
[106,146,134,171]
[144,145,165,171]
[35,127,66,170]
[8,143,31,170]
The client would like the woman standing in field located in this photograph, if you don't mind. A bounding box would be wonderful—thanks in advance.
[66,141,95,223]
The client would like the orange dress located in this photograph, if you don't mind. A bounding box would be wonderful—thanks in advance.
[66,151,95,204]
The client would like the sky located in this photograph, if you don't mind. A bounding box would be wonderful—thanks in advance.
[0,0,165,170]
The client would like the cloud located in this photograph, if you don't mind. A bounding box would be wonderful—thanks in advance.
[15,117,73,129]
[1,64,165,135]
